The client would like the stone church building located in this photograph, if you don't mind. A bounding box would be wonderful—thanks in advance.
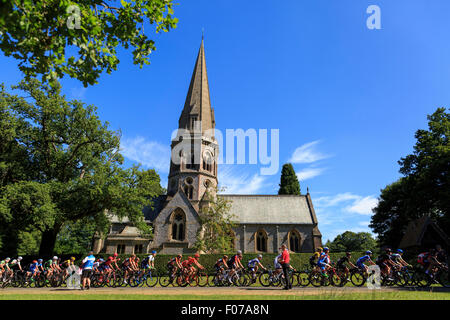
[94,40,322,255]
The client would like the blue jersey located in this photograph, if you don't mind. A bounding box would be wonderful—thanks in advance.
[248,258,260,268]
[357,255,371,265]
[82,255,96,270]
[318,254,330,264]
[29,262,38,272]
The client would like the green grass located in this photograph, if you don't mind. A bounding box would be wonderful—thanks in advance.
[1,291,449,300]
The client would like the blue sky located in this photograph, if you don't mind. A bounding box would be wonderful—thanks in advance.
[2,0,450,242]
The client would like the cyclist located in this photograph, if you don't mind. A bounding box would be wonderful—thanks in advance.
[390,249,411,268]
[227,250,244,283]
[418,249,445,278]
[336,252,356,278]
[181,253,205,283]
[0,257,11,279]
[10,257,23,273]
[121,254,138,283]
[26,260,40,279]
[317,247,332,276]
[376,248,395,281]
[309,247,323,271]
[213,255,229,282]
[61,257,76,278]
[142,251,157,270]
[167,254,183,280]
[247,254,266,282]
[356,251,376,273]
[273,253,283,278]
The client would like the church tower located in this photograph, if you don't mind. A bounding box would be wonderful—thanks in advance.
[167,38,218,209]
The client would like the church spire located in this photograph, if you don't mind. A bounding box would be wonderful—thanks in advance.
[178,37,215,133]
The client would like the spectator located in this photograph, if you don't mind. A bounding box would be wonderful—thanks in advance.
[279,244,291,290]
[81,251,95,290]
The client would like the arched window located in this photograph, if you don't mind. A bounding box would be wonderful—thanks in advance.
[203,152,213,173]
[256,230,268,252]
[171,209,185,241]
[289,229,301,253]
[183,177,194,199]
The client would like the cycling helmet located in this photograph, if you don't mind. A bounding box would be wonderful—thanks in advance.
[152,250,157,254]
[385,248,392,252]
[323,247,329,252]
[113,253,118,257]
[317,247,323,251]
[177,254,182,258]
[70,257,76,261]
[257,254,263,259]
[237,250,242,255]
[365,250,372,255]
[223,255,228,259]
[18,256,23,261]
[194,253,200,258]
[52,256,58,260]
[38,259,43,262]
[397,249,403,254]
[32,260,37,263]
[5,257,10,261]
[346,252,352,256]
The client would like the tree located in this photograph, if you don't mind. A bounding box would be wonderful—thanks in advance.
[54,218,97,255]
[0,79,163,255]
[326,231,377,253]
[370,108,450,246]
[0,0,178,86]
[278,163,301,195]
[194,188,237,254]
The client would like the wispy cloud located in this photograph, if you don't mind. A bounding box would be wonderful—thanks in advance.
[345,196,378,215]
[296,167,326,181]
[218,166,268,194]
[120,136,171,173]
[69,87,87,100]
[289,140,331,164]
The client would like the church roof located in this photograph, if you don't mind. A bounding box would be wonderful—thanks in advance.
[220,194,318,225]
[399,216,450,248]
[178,38,215,133]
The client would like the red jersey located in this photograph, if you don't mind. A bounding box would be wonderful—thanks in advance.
[182,257,196,267]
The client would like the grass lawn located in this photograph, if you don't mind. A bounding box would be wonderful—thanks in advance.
[1,291,449,300]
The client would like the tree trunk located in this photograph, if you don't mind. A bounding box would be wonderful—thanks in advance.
[39,227,60,256]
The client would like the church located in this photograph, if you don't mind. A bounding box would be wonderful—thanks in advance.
[93,40,322,255]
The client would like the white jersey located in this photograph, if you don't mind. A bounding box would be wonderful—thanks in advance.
[274,255,282,269]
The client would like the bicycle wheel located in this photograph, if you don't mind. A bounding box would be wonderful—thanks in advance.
[350,270,366,287]
[197,272,209,287]
[331,273,343,287]
[297,271,310,287]
[159,274,172,287]
[259,272,271,287]
[145,271,159,287]
[309,272,322,287]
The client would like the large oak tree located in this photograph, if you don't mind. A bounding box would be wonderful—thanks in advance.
[0,79,163,255]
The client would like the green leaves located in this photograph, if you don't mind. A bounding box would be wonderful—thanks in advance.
[278,163,301,195]
[371,108,450,246]
[194,188,237,254]
[0,79,163,255]
[326,231,378,253]
[0,1,178,87]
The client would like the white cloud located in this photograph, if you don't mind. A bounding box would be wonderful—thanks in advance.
[315,192,361,208]
[120,136,171,173]
[218,166,267,194]
[345,196,378,215]
[296,167,326,181]
[70,87,87,100]
[289,140,331,164]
